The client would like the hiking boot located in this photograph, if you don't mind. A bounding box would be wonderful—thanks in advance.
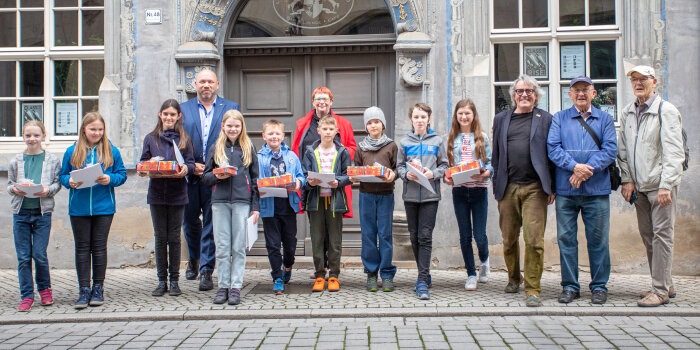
[327,277,340,292]
[591,290,607,304]
[478,258,490,283]
[152,281,168,296]
[169,281,182,296]
[526,294,542,307]
[273,278,284,295]
[638,292,669,307]
[382,278,394,292]
[415,281,430,300]
[18,298,33,312]
[283,268,293,284]
[185,259,199,280]
[199,270,213,291]
[464,276,478,291]
[639,285,676,299]
[89,283,104,306]
[366,274,378,292]
[312,277,326,292]
[228,288,241,305]
[74,287,91,309]
[213,288,228,304]
[557,290,580,303]
[39,288,53,306]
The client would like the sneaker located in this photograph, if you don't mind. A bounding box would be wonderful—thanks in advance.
[152,281,168,297]
[74,287,91,309]
[415,281,430,300]
[478,258,490,283]
[39,288,53,306]
[312,277,326,292]
[18,298,33,312]
[464,276,478,291]
[639,285,676,299]
[169,281,182,296]
[213,288,228,304]
[382,278,394,292]
[637,292,669,307]
[273,278,284,295]
[327,277,340,292]
[89,283,104,306]
[283,268,292,284]
[526,294,542,307]
[366,274,378,292]
[228,288,241,305]
[504,282,520,293]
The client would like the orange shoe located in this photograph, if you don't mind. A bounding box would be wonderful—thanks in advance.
[312,277,326,292]
[327,277,340,292]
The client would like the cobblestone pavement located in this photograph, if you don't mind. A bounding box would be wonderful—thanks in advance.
[0,268,698,323]
[0,316,698,349]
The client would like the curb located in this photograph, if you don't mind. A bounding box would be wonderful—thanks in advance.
[2,307,699,325]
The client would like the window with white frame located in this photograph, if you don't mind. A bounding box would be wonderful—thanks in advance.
[0,0,103,138]
[491,0,620,120]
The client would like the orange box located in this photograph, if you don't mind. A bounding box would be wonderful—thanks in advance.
[257,177,277,188]
[156,161,178,175]
[277,174,294,186]
[446,160,482,178]
[213,166,237,176]
[348,166,365,176]
[364,166,386,177]
[137,161,159,172]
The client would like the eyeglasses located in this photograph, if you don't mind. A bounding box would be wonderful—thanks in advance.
[571,88,593,95]
[630,77,652,84]
[515,89,535,96]
[313,97,330,102]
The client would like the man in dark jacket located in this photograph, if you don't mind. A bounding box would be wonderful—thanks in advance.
[181,69,239,291]
[547,76,617,305]
[492,74,555,307]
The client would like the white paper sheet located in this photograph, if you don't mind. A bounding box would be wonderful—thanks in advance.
[307,171,336,188]
[352,175,386,183]
[246,215,259,251]
[259,187,289,198]
[172,140,185,165]
[451,168,482,186]
[70,163,104,189]
[17,184,44,198]
[406,164,436,194]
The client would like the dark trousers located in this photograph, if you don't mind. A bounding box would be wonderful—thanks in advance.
[70,214,114,288]
[13,208,52,299]
[183,181,215,273]
[262,213,297,280]
[309,205,343,278]
[452,187,489,276]
[405,201,439,283]
[150,204,185,282]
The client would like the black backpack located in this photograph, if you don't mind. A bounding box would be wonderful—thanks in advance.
[658,100,689,171]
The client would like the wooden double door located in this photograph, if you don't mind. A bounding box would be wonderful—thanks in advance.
[225,51,396,256]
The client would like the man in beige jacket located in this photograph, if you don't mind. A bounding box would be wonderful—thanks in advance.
[617,65,685,307]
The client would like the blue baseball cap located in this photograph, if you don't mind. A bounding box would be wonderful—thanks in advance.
[569,76,593,87]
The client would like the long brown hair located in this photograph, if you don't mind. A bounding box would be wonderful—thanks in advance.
[150,99,191,151]
[447,99,486,166]
[214,110,253,167]
[71,112,113,169]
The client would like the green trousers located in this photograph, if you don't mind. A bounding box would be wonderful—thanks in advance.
[309,202,343,278]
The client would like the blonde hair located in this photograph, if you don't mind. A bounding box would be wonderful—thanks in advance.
[71,112,113,169]
[22,120,46,153]
[318,115,337,128]
[262,119,285,133]
[214,110,253,167]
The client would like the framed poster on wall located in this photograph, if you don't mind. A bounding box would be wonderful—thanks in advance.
[55,102,79,136]
[21,103,43,131]
[561,45,585,79]
[524,46,548,79]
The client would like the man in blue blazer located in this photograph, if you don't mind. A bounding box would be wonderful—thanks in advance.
[181,69,239,291]
[492,74,555,307]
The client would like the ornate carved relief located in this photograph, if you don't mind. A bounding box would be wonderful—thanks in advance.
[183,66,216,94]
[398,56,424,87]
[391,1,431,88]
[120,0,136,139]
[449,0,464,100]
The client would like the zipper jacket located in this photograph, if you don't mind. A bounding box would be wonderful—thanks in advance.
[59,142,128,216]
[139,130,196,206]
[618,97,684,192]
[202,139,260,212]
[396,128,449,203]
[451,131,495,176]
[301,139,351,214]
[8,152,62,215]
[257,142,306,218]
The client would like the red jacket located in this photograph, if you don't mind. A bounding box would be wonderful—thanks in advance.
[292,109,356,218]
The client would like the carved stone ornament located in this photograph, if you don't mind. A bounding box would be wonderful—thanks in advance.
[398,56,424,87]
[184,66,215,94]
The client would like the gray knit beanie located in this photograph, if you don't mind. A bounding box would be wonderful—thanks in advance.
[363,106,386,128]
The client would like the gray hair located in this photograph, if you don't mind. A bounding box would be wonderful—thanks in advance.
[509,74,543,106]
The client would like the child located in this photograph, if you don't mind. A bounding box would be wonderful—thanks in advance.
[444,99,493,291]
[139,99,196,297]
[257,119,305,295]
[60,112,128,309]
[202,110,259,305]
[349,107,398,292]
[396,103,448,300]
[8,121,61,311]
[302,115,351,293]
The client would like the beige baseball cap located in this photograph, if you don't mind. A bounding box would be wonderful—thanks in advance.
[626,65,655,77]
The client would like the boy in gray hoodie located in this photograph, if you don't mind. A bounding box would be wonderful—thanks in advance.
[396,103,449,300]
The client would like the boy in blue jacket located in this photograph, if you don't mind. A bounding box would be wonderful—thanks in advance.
[257,120,306,295]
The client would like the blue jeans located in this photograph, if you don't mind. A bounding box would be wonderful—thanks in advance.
[556,195,611,293]
[452,187,489,276]
[360,192,396,279]
[13,208,52,299]
[212,202,249,289]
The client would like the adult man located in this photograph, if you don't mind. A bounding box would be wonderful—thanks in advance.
[492,74,555,307]
[547,76,617,305]
[618,65,684,307]
[181,69,239,291]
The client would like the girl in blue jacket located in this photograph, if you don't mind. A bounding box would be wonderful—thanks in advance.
[139,99,195,297]
[59,112,127,309]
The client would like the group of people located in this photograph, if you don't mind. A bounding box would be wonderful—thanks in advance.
[8,65,684,311]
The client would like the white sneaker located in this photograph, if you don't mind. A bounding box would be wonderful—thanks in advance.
[478,258,490,283]
[464,276,478,291]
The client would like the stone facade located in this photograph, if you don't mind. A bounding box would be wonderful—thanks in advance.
[0,0,697,275]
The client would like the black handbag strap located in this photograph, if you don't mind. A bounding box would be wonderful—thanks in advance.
[574,115,602,150]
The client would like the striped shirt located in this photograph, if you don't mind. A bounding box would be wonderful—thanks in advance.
[459,134,488,188]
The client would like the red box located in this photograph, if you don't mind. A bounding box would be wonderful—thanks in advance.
[157,161,179,175]
[136,161,159,172]
[213,166,237,176]
[364,166,386,177]
[257,177,277,188]
[348,166,365,176]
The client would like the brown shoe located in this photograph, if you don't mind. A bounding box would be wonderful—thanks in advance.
[639,285,676,299]
[637,292,670,307]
